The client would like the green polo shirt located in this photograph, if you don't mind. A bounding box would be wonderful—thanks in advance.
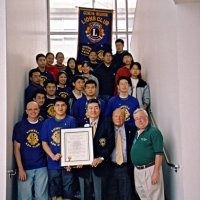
[130,124,163,166]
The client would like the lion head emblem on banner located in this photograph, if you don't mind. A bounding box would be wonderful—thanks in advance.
[85,22,105,43]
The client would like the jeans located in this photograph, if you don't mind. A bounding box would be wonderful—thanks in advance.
[18,167,48,200]
[79,170,102,200]
[48,169,73,199]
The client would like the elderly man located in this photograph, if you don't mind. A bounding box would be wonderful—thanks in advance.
[130,108,164,200]
[107,108,138,200]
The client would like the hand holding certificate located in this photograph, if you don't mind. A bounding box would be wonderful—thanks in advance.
[60,127,94,166]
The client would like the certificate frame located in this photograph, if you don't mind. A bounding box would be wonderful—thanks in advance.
[60,127,94,166]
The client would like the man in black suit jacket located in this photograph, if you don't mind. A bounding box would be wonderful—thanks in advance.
[77,98,115,200]
[107,108,139,200]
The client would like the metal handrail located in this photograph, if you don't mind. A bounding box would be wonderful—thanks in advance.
[148,108,180,172]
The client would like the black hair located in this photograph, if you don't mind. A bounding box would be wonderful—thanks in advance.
[86,98,101,109]
[82,61,90,67]
[85,79,97,88]
[89,50,97,55]
[103,50,112,57]
[115,38,124,45]
[122,52,133,59]
[43,79,57,88]
[29,68,41,78]
[72,75,84,83]
[130,62,142,70]
[117,76,131,85]
[36,53,45,62]
[55,52,64,59]
[45,52,54,58]
[54,97,67,105]
[57,71,67,84]
[33,89,46,98]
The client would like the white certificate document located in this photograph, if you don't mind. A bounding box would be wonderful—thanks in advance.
[61,127,94,166]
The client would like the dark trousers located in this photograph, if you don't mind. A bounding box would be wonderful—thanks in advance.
[107,164,136,200]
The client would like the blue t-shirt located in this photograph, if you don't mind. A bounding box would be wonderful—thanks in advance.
[105,95,140,128]
[71,96,105,126]
[12,119,47,170]
[37,68,54,87]
[56,85,72,99]
[40,115,77,169]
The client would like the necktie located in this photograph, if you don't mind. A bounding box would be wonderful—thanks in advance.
[92,121,97,137]
[116,128,123,165]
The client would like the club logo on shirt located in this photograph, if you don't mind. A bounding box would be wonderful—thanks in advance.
[26,129,40,148]
[40,76,47,87]
[85,22,105,43]
[51,128,61,146]
[99,138,106,147]
[59,92,68,99]
[120,106,130,121]
[47,104,55,118]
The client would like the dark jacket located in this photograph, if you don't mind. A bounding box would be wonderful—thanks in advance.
[76,117,115,178]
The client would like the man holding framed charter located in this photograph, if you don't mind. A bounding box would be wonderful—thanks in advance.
[76,98,115,200]
[40,97,77,200]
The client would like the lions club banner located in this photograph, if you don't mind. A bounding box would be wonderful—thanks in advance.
[77,7,113,64]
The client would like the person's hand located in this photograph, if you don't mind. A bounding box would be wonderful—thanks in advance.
[151,170,159,185]
[18,168,26,181]
[51,153,62,161]
[91,157,103,168]
[76,165,83,168]
[65,166,72,172]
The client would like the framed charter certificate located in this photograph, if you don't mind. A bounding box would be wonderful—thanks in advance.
[60,127,94,166]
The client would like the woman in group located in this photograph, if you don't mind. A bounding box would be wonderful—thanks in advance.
[129,62,151,110]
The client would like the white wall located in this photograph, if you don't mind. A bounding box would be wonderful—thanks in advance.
[131,1,200,199]
[0,0,7,198]
[4,0,48,199]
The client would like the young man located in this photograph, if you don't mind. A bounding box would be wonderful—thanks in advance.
[23,89,47,121]
[105,76,140,129]
[40,97,77,200]
[131,108,164,200]
[13,101,48,200]
[94,51,117,104]
[43,79,57,118]
[88,50,99,71]
[67,75,85,113]
[76,99,115,200]
[112,39,129,70]
[36,53,54,87]
[114,52,134,95]
[24,68,43,106]
[71,80,105,126]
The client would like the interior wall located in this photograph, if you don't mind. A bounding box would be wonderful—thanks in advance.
[0,0,7,198]
[5,0,48,199]
[131,0,200,199]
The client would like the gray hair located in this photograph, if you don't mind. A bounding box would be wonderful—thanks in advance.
[133,108,148,117]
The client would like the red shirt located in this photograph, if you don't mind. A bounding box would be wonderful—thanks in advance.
[45,65,59,80]
[114,66,131,95]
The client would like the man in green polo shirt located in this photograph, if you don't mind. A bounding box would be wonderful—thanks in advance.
[130,108,164,200]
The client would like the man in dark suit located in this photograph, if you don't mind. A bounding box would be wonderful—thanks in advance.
[107,108,139,200]
[77,98,115,200]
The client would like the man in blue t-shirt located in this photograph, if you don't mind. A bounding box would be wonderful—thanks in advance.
[105,76,140,129]
[13,101,48,200]
[71,79,105,126]
[40,97,77,199]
